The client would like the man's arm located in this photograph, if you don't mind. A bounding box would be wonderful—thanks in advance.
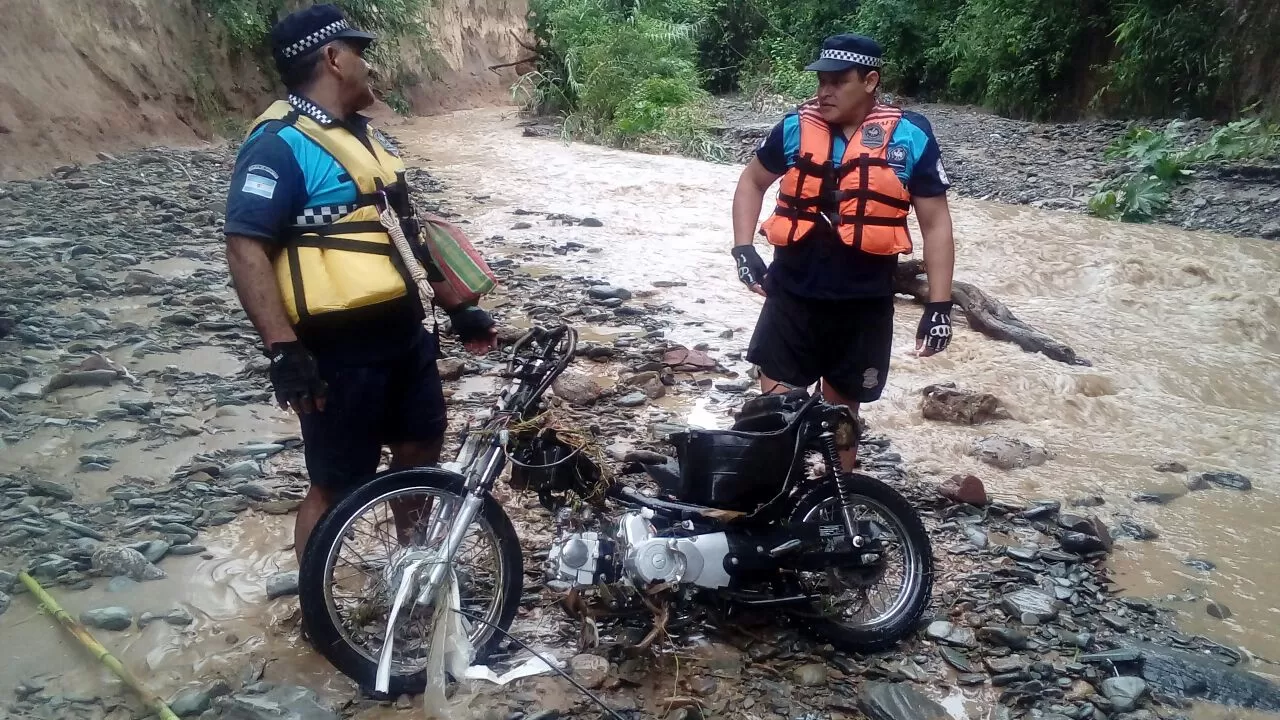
[913,194,955,303]
[732,157,782,248]
[226,235,296,348]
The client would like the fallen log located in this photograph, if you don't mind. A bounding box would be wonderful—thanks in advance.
[893,259,1090,366]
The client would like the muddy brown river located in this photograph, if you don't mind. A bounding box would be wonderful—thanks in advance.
[2,106,1277,718]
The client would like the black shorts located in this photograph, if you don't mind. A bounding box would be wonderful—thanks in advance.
[298,327,448,492]
[746,289,895,403]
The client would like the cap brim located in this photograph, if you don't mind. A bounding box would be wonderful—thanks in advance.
[335,29,377,48]
[804,58,860,72]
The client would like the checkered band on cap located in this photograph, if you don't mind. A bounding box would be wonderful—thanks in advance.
[820,49,883,68]
[282,19,348,58]
[288,94,334,125]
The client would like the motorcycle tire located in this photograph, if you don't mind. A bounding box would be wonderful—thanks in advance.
[298,468,523,696]
[786,473,934,652]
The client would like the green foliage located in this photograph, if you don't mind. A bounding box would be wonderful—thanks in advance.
[1103,0,1231,117]
[1088,117,1280,221]
[521,0,728,160]
[939,0,1094,119]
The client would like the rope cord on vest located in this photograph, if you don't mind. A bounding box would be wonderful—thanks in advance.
[378,200,436,310]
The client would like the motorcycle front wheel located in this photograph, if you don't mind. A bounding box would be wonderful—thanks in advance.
[298,468,523,696]
[785,473,934,652]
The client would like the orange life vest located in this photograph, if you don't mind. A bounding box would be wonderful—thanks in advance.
[760,103,913,255]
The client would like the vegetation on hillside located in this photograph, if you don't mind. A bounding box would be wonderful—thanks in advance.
[199,0,432,117]
[519,0,1280,215]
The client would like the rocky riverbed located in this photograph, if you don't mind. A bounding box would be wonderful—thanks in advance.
[710,97,1280,241]
[2,141,1279,720]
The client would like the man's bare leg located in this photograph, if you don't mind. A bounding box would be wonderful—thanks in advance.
[387,437,445,545]
[295,485,338,564]
[820,379,860,474]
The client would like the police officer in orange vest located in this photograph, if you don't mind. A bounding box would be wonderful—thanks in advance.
[731,33,956,472]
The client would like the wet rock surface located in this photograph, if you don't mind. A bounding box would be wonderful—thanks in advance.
[2,142,1275,720]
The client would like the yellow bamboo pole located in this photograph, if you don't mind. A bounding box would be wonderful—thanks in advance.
[17,571,180,720]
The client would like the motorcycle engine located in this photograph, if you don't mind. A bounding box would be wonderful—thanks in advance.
[547,510,731,589]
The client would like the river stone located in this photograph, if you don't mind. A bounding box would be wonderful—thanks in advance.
[26,478,73,500]
[1115,520,1159,541]
[1194,471,1252,491]
[857,681,948,720]
[214,684,338,720]
[0,590,9,616]
[939,647,974,673]
[985,655,1026,674]
[1008,546,1040,562]
[569,654,609,689]
[93,546,165,581]
[793,663,829,686]
[165,608,195,626]
[970,435,1052,470]
[81,606,133,631]
[1061,531,1108,554]
[1183,557,1216,572]
[1102,676,1148,712]
[920,383,1008,425]
[1002,589,1059,622]
[140,540,171,564]
[1133,491,1180,504]
[169,687,213,717]
[1154,461,1188,473]
[938,474,989,506]
[222,461,262,479]
[926,620,977,648]
[106,576,139,593]
[1206,600,1232,620]
[587,285,631,301]
[714,377,753,392]
[615,391,647,407]
[551,371,606,406]
[266,571,299,599]
[978,626,1030,650]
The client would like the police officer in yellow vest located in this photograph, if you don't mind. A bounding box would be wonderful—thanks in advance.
[223,4,497,563]
[732,33,957,472]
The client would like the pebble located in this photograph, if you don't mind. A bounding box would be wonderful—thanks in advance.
[793,663,829,686]
[26,478,73,500]
[266,571,299,599]
[223,461,263,480]
[1101,676,1148,712]
[1002,588,1060,622]
[1206,600,1232,620]
[926,620,977,648]
[81,606,133,631]
[569,653,609,689]
[978,626,1030,650]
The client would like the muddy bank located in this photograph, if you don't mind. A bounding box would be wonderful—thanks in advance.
[0,0,530,180]
[2,116,1278,720]
[710,97,1280,242]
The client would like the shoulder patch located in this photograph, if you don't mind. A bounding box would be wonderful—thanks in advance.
[241,173,277,199]
[373,129,400,157]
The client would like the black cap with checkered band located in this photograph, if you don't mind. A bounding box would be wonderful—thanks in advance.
[270,3,377,77]
[804,33,884,73]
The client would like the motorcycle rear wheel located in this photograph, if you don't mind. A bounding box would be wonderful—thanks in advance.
[298,468,523,696]
[785,473,934,652]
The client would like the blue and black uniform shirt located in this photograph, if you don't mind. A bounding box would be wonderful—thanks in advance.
[224,94,421,354]
[754,108,951,300]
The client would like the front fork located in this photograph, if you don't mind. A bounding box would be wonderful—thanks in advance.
[374,438,503,693]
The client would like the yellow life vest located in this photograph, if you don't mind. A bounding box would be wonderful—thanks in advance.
[246,99,412,327]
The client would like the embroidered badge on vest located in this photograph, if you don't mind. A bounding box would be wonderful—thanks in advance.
[887,145,908,166]
[861,123,886,148]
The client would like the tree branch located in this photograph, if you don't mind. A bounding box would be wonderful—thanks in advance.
[893,259,1090,366]
[488,56,539,72]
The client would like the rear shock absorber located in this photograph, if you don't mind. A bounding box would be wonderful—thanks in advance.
[820,426,863,540]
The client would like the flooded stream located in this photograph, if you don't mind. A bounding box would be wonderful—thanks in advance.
[393,108,1280,662]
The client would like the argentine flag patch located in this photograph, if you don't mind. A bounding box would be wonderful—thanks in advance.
[242,173,277,199]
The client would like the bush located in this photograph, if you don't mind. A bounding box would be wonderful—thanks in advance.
[1102,0,1231,117]
[521,0,728,159]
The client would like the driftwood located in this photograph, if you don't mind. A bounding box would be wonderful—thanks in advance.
[893,259,1090,366]
[488,56,539,72]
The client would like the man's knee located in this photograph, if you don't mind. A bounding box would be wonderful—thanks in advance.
[390,436,444,469]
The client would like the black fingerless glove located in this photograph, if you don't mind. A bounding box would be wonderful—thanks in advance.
[916,301,954,353]
[731,245,768,288]
[265,341,327,409]
[446,304,495,343]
